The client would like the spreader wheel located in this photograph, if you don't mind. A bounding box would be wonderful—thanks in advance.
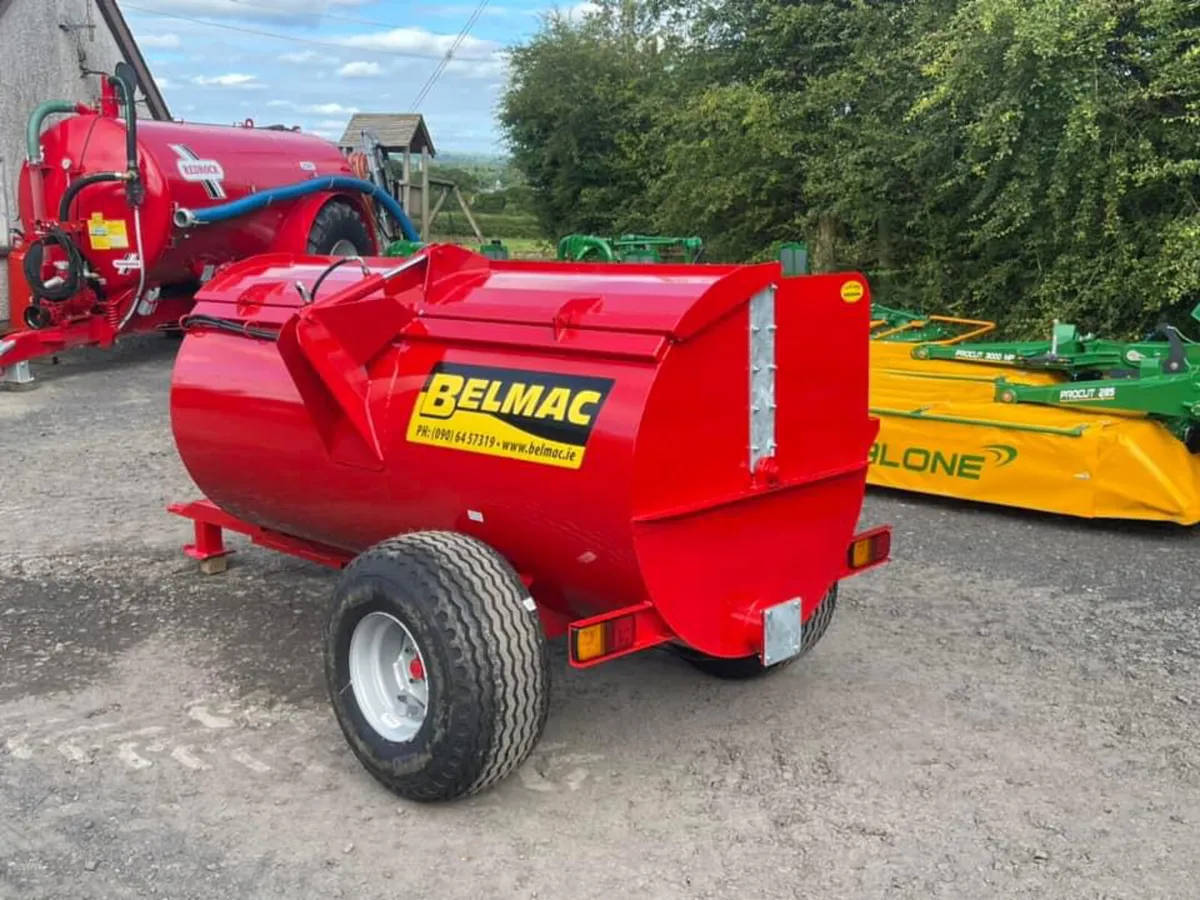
[307,199,373,256]
[674,585,839,680]
[324,531,550,802]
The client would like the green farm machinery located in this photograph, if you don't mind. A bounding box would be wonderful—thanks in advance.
[871,301,1200,523]
[926,307,1200,451]
[556,233,704,263]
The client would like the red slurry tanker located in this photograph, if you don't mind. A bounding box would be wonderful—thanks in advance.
[3,64,416,385]
[165,242,892,802]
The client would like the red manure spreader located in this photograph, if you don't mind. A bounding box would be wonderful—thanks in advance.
[166,242,892,801]
[7,65,890,802]
[2,63,416,385]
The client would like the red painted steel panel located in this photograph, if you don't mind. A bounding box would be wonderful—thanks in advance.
[169,246,879,659]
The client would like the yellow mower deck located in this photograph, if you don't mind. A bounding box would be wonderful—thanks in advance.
[868,342,1200,525]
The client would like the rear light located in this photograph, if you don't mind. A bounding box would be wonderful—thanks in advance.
[847,528,891,570]
[571,614,637,664]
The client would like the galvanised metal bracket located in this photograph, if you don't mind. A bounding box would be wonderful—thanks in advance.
[749,284,777,471]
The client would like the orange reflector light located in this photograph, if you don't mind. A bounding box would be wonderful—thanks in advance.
[570,614,637,664]
[574,623,607,662]
[848,529,891,570]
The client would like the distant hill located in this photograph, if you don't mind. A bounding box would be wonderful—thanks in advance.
[436,151,508,166]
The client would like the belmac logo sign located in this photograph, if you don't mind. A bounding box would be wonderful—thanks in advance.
[406,362,615,470]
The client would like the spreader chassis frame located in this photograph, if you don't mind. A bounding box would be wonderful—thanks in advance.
[169,498,891,670]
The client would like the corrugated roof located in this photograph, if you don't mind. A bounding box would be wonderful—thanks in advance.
[338,113,435,156]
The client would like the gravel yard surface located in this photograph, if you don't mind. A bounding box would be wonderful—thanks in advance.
[2,337,1198,899]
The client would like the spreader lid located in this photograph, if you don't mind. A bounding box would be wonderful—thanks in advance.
[196,245,781,342]
[416,249,782,341]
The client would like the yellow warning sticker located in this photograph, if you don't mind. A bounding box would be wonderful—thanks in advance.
[87,212,130,251]
[106,219,129,249]
[840,280,865,304]
[406,362,614,469]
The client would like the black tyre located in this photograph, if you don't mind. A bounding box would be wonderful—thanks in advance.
[307,199,373,256]
[324,531,550,802]
[673,584,839,680]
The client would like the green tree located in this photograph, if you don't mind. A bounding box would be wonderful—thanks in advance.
[498,4,673,237]
[499,0,1200,336]
[911,0,1200,334]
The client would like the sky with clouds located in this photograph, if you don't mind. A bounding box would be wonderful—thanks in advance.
[119,0,584,156]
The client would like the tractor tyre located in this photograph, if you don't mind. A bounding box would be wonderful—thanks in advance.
[324,531,550,802]
[307,200,373,256]
[673,585,839,680]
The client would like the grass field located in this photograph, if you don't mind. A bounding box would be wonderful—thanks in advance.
[429,234,556,259]
[495,236,556,258]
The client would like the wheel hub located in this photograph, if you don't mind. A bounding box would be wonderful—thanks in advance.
[348,612,429,742]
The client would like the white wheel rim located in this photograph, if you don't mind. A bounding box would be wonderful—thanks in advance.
[348,612,429,743]
[329,239,358,256]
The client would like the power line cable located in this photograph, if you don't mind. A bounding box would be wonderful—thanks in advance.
[409,0,489,109]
